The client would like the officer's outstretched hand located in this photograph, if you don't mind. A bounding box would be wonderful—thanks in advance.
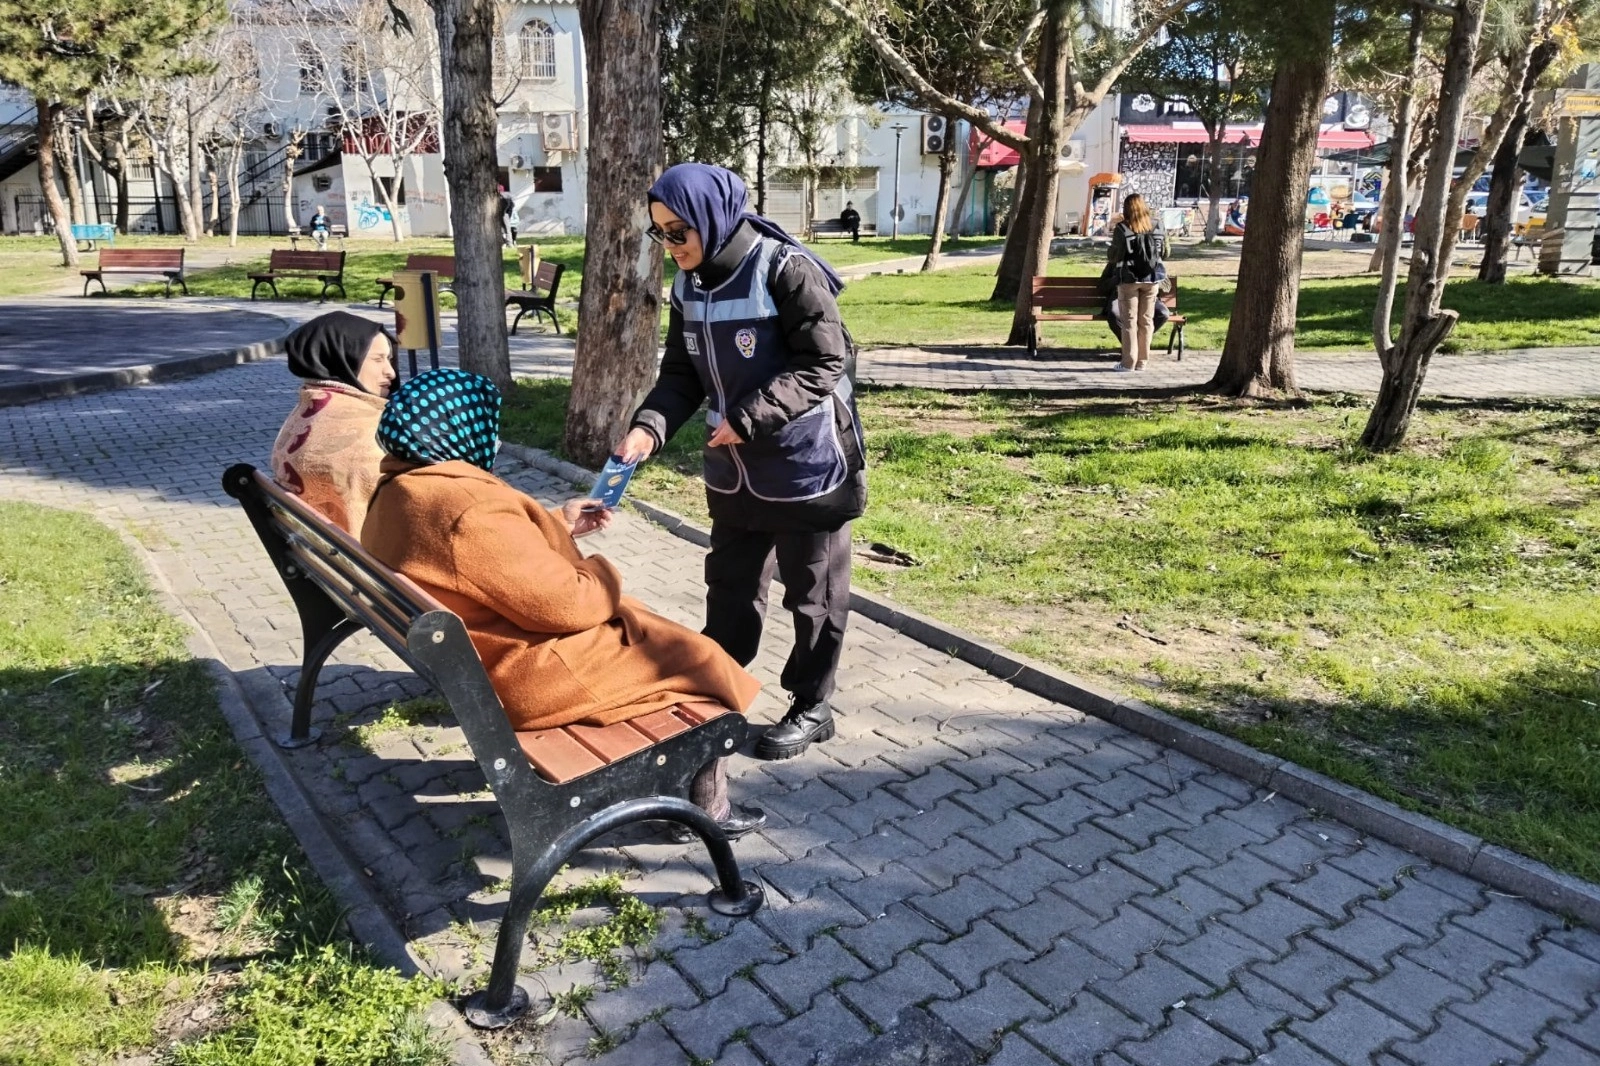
[616,428,657,464]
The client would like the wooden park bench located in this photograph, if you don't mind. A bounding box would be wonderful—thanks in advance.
[1027,275,1188,360]
[810,218,878,240]
[221,464,763,1029]
[504,260,565,335]
[71,223,117,250]
[287,222,349,250]
[375,254,457,309]
[249,249,348,303]
[81,248,188,297]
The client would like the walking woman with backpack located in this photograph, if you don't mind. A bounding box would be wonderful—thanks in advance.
[1108,193,1167,372]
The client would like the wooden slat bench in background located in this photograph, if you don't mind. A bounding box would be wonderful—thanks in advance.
[71,223,117,250]
[810,218,878,239]
[504,260,565,335]
[81,248,188,297]
[375,254,457,309]
[222,464,763,1029]
[1027,275,1188,360]
[249,249,348,302]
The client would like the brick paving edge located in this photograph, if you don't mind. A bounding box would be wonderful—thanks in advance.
[0,336,288,408]
[115,529,494,1065]
[502,439,1600,928]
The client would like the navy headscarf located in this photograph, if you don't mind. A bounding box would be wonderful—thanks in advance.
[648,163,845,295]
[376,368,503,472]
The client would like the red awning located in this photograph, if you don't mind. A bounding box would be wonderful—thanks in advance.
[1120,122,1374,151]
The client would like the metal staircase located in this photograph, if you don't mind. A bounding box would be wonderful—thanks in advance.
[0,100,38,184]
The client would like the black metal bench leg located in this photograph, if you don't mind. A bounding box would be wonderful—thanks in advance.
[509,307,526,335]
[283,616,364,748]
[464,796,762,1029]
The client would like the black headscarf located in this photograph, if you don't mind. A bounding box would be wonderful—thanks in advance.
[284,312,392,392]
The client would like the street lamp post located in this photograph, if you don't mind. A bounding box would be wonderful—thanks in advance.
[890,122,908,240]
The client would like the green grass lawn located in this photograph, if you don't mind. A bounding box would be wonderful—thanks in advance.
[840,260,1600,353]
[0,502,449,1066]
[503,382,1600,882]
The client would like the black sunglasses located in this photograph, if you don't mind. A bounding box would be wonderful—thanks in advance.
[647,223,693,246]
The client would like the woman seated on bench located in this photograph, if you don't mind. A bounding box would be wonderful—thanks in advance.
[363,369,766,840]
[271,312,397,534]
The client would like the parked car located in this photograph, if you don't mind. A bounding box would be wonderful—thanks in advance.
[1465,191,1535,227]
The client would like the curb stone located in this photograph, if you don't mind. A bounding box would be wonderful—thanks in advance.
[117,529,495,1064]
[0,337,287,408]
[500,439,1600,927]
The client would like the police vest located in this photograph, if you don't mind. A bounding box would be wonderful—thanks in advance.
[675,237,857,503]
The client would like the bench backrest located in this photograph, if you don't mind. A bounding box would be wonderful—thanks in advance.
[403,254,457,279]
[531,260,563,297]
[1032,275,1180,311]
[73,223,115,239]
[267,249,346,272]
[222,465,537,792]
[99,248,184,269]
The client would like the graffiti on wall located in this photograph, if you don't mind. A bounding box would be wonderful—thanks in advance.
[352,195,408,231]
[1118,142,1177,211]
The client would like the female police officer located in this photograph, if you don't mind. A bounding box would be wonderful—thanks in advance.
[615,163,866,762]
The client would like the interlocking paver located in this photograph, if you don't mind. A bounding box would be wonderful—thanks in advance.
[1289,988,1419,1065]
[5,354,1597,1065]
[1115,1008,1252,1066]
[1390,1016,1526,1066]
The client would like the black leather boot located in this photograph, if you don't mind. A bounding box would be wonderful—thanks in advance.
[756,698,835,761]
[667,805,767,844]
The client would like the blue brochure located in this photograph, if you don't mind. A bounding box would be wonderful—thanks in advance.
[589,455,638,510]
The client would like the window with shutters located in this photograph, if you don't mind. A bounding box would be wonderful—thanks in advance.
[296,42,324,96]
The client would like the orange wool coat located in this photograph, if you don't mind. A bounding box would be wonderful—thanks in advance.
[360,460,760,731]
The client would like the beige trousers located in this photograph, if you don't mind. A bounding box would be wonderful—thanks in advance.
[1118,282,1159,370]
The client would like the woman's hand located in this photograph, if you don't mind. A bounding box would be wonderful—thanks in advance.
[707,421,745,448]
[560,498,614,538]
[615,427,657,464]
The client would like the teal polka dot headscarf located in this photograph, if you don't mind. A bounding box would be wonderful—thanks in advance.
[377,368,503,472]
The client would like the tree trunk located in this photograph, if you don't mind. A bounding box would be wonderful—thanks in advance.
[990,97,1042,302]
[1372,6,1424,356]
[433,0,513,388]
[36,99,80,268]
[1005,11,1071,347]
[563,0,664,468]
[283,133,303,236]
[755,65,771,216]
[207,161,221,235]
[1361,0,1486,452]
[1205,128,1225,241]
[950,136,987,239]
[1209,9,1334,397]
[1479,39,1560,283]
[921,127,957,271]
[58,118,86,226]
[186,107,205,241]
[228,138,243,247]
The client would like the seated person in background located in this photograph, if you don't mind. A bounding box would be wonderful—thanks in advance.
[1223,200,1246,235]
[1460,209,1480,242]
[362,369,766,840]
[271,312,396,535]
[309,205,332,250]
[840,201,861,242]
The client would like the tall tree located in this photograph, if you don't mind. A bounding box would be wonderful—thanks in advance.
[0,0,218,264]
[829,0,1188,344]
[562,0,664,467]
[1120,0,1273,241]
[428,0,513,387]
[1208,0,1337,396]
[1362,0,1488,450]
[846,0,1030,268]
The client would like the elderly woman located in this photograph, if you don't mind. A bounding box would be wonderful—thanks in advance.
[362,368,765,840]
[271,312,397,534]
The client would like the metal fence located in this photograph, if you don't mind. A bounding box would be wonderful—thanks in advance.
[93,190,290,236]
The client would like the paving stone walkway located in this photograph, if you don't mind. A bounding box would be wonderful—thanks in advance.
[856,345,1600,398]
[2,359,1598,1066]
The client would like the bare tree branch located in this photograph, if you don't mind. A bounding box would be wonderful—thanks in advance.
[977,4,1045,102]
[1089,0,1193,102]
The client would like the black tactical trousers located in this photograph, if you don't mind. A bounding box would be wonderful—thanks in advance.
[701,521,853,704]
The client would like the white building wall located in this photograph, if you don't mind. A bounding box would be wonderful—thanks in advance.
[498,1,586,235]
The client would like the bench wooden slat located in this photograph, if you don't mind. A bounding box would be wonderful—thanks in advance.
[631,707,694,742]
[517,728,607,783]
[566,720,656,763]
[676,702,732,726]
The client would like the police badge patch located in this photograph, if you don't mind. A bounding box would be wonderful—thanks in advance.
[684,333,699,355]
[734,328,757,359]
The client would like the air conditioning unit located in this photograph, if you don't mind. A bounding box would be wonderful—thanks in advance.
[263,122,281,140]
[541,112,576,153]
[921,114,947,155]
[1061,139,1086,164]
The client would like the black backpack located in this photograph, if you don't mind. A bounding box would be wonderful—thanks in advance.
[1116,227,1162,284]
